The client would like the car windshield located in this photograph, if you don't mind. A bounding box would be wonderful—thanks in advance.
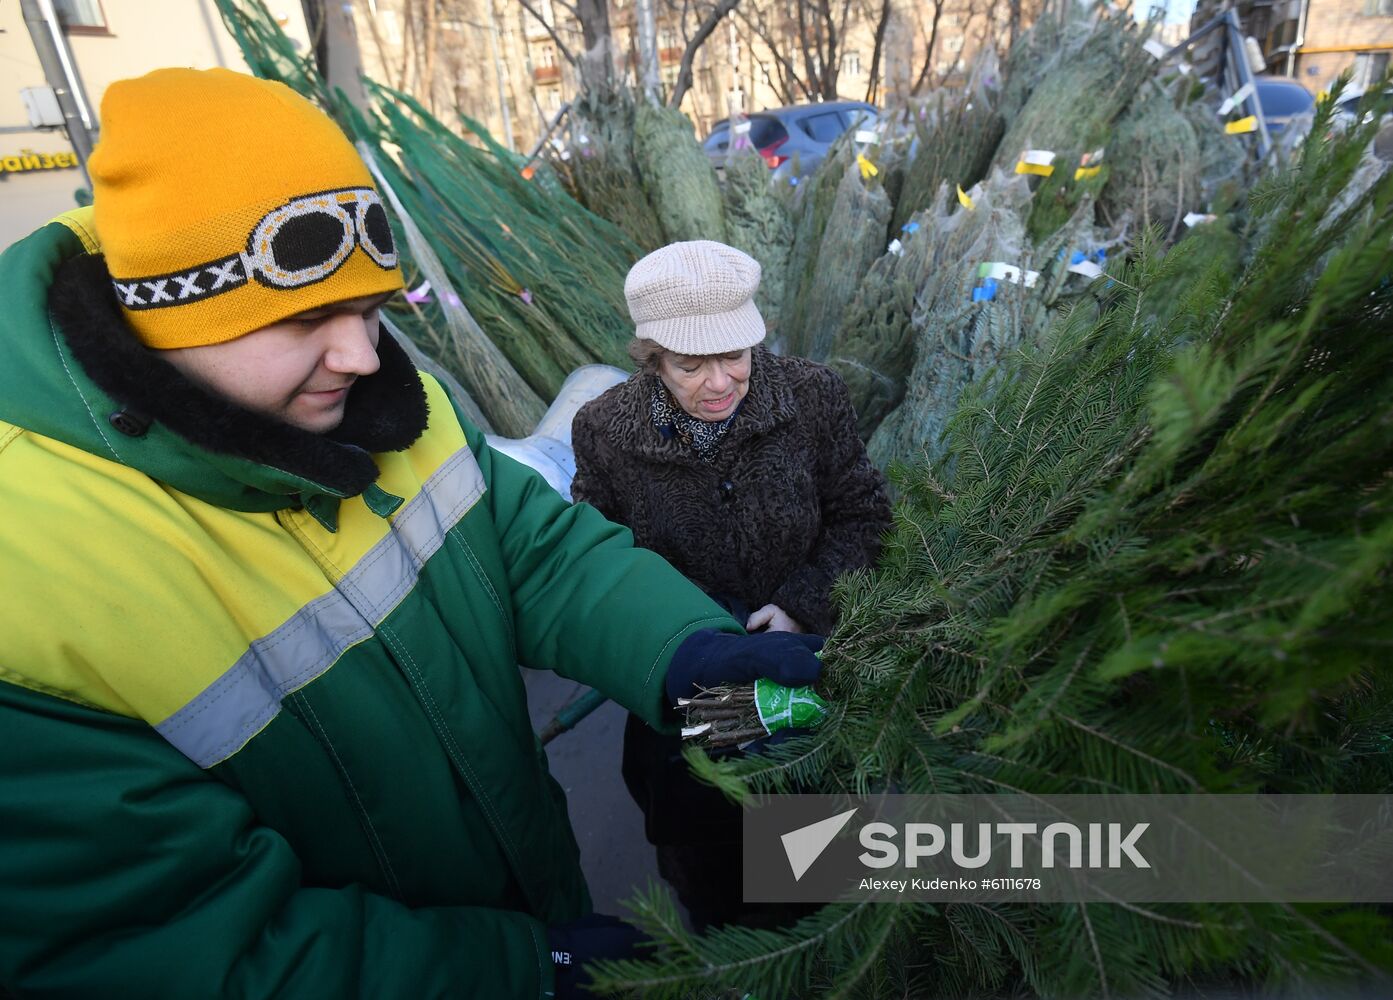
[1257,83,1314,116]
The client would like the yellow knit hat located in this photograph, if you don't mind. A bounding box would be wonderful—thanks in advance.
[90,68,404,349]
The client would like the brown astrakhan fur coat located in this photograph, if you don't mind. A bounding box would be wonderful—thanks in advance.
[570,348,891,635]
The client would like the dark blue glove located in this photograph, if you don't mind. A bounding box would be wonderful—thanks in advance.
[665,629,825,703]
[547,912,646,998]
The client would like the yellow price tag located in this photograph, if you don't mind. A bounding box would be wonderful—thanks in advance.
[1225,115,1258,135]
[857,153,879,179]
[957,184,975,210]
[1016,149,1057,176]
[1075,165,1102,180]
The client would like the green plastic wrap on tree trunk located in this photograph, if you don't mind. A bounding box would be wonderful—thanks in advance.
[753,679,829,734]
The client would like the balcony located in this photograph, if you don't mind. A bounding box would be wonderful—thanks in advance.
[534,65,562,84]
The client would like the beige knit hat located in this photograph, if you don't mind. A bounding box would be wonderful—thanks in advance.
[624,240,766,355]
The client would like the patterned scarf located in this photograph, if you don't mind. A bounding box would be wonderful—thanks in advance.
[648,375,744,464]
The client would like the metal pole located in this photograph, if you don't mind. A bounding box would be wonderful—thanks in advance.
[635,0,661,104]
[20,0,97,189]
[524,101,572,163]
[1286,0,1311,78]
[1224,9,1272,158]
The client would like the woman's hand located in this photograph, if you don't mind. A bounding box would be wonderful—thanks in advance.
[746,604,804,633]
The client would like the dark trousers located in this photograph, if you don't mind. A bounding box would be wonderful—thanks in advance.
[622,713,811,932]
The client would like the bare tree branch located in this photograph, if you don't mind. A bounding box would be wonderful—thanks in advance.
[911,0,944,96]
[733,4,814,102]
[516,0,579,64]
[863,0,891,102]
[668,0,742,107]
[795,0,817,95]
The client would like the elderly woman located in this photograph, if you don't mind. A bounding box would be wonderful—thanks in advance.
[570,239,891,927]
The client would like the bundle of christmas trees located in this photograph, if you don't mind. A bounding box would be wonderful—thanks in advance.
[773,3,1261,464]
[593,99,1393,998]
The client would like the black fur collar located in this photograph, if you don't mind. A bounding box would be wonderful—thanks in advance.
[49,253,429,498]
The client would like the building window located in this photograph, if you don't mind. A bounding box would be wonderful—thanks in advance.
[842,50,861,76]
[540,45,557,67]
[1353,51,1391,87]
[52,0,107,32]
[945,34,965,53]
[546,87,562,111]
[660,28,680,50]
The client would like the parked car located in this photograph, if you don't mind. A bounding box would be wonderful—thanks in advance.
[1252,76,1316,135]
[1329,85,1393,128]
[703,101,878,177]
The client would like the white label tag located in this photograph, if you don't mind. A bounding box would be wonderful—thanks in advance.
[1067,260,1104,278]
[984,262,1040,287]
[1219,82,1255,116]
[1183,212,1217,227]
[732,120,752,135]
[854,129,880,145]
[1021,149,1056,167]
[1143,39,1168,60]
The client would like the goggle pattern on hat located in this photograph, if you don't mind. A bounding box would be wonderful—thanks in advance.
[110,187,398,310]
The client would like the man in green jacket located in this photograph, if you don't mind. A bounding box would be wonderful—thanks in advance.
[0,68,822,998]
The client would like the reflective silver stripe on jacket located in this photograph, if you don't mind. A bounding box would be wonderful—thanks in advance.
[156,446,487,768]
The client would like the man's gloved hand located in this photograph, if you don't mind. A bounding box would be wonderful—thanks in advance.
[547,912,646,999]
[665,628,825,703]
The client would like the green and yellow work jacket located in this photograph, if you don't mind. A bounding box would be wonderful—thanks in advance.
[0,210,736,998]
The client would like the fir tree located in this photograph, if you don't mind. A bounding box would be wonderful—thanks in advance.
[592,98,1393,1000]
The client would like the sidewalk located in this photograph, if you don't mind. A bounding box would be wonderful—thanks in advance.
[523,667,681,920]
